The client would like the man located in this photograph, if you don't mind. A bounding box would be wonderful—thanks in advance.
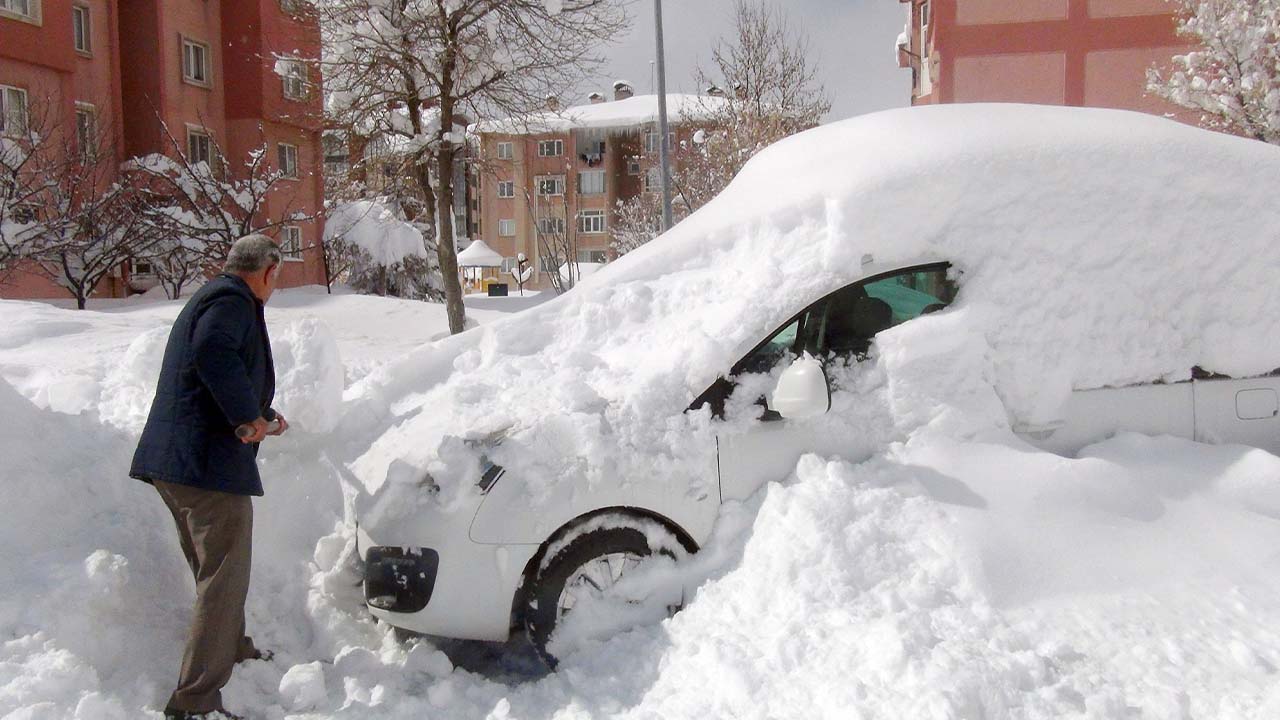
[131,234,290,720]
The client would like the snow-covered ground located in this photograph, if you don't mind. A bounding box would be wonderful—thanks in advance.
[4,287,1280,720]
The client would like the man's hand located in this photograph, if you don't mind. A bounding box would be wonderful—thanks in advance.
[235,417,271,444]
[267,413,289,436]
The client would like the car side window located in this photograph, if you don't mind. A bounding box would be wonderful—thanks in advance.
[690,263,957,418]
[814,265,956,360]
[735,316,804,375]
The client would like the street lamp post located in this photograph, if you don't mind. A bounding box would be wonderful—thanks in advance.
[654,0,674,232]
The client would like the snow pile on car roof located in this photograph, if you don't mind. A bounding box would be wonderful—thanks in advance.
[351,104,1280,504]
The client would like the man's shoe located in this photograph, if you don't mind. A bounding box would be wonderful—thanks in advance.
[235,636,274,664]
[163,709,245,720]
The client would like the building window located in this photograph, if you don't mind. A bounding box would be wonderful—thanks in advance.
[578,210,605,234]
[644,167,661,194]
[75,103,95,161]
[578,170,605,195]
[277,143,298,178]
[279,0,305,14]
[577,249,607,264]
[537,216,565,235]
[0,0,37,21]
[279,58,308,100]
[627,158,641,175]
[281,226,303,261]
[0,85,28,138]
[497,180,514,198]
[132,259,154,276]
[536,174,564,196]
[496,141,513,160]
[498,219,515,237]
[187,127,212,167]
[920,0,930,27]
[182,38,210,86]
[537,139,563,157]
[72,5,90,53]
[540,255,559,273]
[644,130,674,154]
[325,158,349,178]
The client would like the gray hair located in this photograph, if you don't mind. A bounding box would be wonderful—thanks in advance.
[224,234,283,274]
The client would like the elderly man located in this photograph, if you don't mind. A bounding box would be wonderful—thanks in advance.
[131,234,290,720]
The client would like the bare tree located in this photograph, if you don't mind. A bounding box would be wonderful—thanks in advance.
[523,186,581,294]
[610,0,829,252]
[321,0,630,333]
[1148,0,1280,144]
[125,121,317,281]
[0,98,63,273]
[25,121,163,309]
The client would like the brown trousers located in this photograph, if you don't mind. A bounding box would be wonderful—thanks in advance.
[155,479,257,714]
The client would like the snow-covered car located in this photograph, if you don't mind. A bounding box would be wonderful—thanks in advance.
[348,104,1280,665]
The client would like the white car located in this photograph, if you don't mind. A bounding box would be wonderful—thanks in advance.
[351,104,1280,665]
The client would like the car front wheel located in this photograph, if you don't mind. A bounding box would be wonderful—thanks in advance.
[524,518,687,667]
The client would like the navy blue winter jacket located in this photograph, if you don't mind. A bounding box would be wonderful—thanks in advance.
[130,273,276,496]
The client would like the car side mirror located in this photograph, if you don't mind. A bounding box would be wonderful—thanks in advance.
[770,354,830,420]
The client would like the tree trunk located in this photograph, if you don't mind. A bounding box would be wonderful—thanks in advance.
[435,110,465,335]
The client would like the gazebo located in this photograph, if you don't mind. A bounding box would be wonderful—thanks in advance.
[456,239,505,292]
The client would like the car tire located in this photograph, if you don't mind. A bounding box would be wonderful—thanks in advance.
[524,519,684,668]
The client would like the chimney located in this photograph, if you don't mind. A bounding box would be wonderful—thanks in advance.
[613,80,634,101]
[705,84,724,98]
[545,95,561,111]
[588,91,605,104]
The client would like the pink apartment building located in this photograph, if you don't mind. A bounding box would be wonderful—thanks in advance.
[0,0,326,302]
[474,83,713,291]
[896,0,1192,117]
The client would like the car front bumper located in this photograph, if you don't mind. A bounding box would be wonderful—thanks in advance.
[355,516,539,643]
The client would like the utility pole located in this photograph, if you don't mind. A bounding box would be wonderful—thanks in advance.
[654,0,674,231]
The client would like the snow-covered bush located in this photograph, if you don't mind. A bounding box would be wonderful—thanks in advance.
[325,199,443,300]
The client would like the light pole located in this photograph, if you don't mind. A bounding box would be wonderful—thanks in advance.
[653,0,674,231]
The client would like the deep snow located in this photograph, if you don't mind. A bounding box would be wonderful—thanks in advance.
[3,289,1280,719]
[4,105,1280,720]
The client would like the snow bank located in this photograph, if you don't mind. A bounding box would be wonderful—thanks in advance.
[270,318,345,433]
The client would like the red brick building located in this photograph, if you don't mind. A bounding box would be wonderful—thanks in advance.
[0,0,325,301]
[896,0,1193,117]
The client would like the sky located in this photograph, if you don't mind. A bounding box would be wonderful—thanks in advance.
[587,0,912,122]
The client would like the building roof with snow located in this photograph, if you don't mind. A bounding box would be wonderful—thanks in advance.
[471,94,730,135]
